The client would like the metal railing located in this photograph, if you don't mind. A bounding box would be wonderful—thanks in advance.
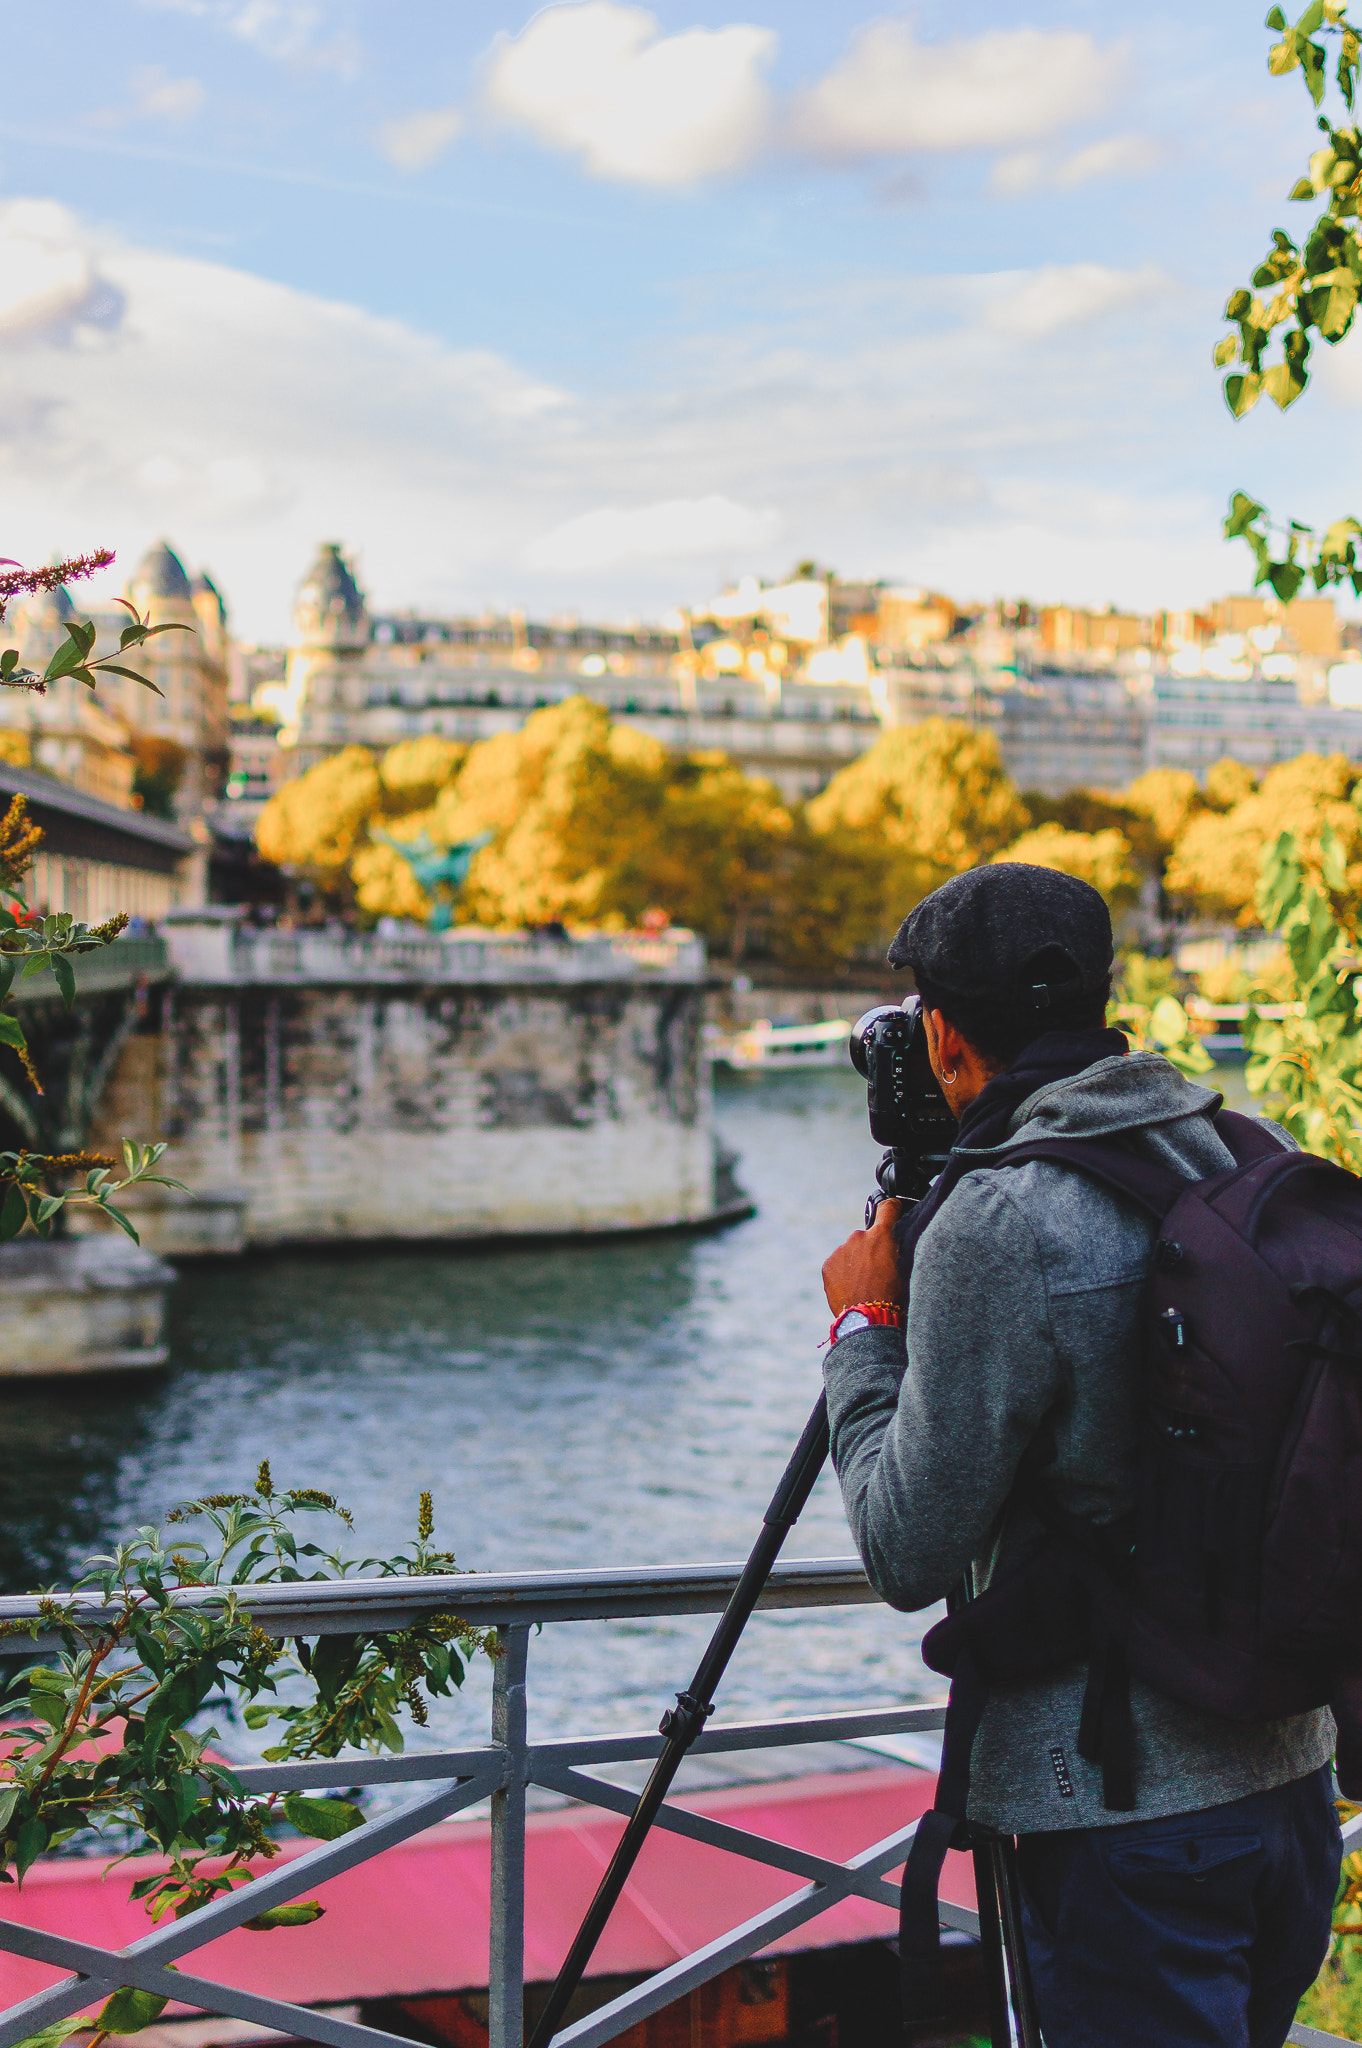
[0,1561,1355,2048]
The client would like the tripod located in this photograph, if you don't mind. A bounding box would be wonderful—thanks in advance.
[525,1380,1043,2048]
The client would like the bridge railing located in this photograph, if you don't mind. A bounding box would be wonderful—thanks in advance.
[0,1563,1352,2048]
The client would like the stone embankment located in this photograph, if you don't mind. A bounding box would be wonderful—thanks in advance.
[74,914,745,1256]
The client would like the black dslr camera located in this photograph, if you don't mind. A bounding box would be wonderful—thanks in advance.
[849,995,955,1222]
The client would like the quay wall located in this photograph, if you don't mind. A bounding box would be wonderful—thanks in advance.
[82,922,728,1250]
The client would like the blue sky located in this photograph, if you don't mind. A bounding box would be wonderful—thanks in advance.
[1,0,1358,639]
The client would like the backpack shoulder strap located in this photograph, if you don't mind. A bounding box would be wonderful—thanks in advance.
[986,1136,1186,1221]
[1214,1107,1289,1165]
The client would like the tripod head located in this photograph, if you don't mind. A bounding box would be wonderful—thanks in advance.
[849,995,955,1223]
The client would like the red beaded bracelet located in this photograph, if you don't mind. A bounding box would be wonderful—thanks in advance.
[828,1299,905,1347]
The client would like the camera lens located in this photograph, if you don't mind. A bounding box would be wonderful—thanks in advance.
[848,1005,900,1078]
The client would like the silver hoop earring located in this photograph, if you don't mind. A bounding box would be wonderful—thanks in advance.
[942,1068,958,1086]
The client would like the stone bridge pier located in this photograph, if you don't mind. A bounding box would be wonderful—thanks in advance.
[84,916,745,1254]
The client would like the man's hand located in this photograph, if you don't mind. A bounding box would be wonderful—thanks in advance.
[822,1198,905,1317]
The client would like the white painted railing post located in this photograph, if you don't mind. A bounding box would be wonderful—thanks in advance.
[489,1623,530,2048]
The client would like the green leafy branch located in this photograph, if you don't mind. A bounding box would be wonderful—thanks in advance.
[1244,826,1362,1167]
[0,1140,186,1245]
[1219,2,1362,419]
[1218,6,1362,595]
[0,1466,490,1961]
[1,599,185,702]
[1223,491,1362,601]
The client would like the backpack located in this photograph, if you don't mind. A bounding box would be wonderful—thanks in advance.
[899,1108,1362,2029]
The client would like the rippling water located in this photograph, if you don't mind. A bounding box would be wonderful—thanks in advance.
[0,1069,933,1749]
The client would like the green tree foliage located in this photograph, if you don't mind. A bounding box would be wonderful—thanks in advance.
[1217,3,1362,595]
[1244,826,1362,1166]
[0,549,190,1240]
[1165,752,1362,921]
[0,1466,487,1935]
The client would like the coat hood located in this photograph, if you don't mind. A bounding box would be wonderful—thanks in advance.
[955,1051,1234,1179]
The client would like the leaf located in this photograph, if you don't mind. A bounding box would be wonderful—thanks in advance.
[34,1197,65,1226]
[1225,371,1262,416]
[7,2019,94,2048]
[1289,175,1317,197]
[1269,557,1308,600]
[97,1201,141,1244]
[1265,4,1287,25]
[14,1817,46,1880]
[51,955,74,1010]
[141,1662,209,1762]
[282,1794,364,1841]
[1263,359,1309,407]
[18,953,50,981]
[0,1183,27,1240]
[0,1786,20,1835]
[94,1985,171,2035]
[94,664,164,696]
[243,1901,325,1930]
[1225,491,1267,537]
[1213,334,1239,366]
[0,1011,27,1050]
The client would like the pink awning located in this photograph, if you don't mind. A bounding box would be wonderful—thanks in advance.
[0,1765,976,2011]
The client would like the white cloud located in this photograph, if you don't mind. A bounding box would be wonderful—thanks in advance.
[130,65,206,123]
[993,133,1161,196]
[526,495,780,573]
[483,2,775,187]
[0,201,1315,636]
[374,106,464,173]
[793,21,1125,159]
[135,0,361,75]
[984,262,1168,339]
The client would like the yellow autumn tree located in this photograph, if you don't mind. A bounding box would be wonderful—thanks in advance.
[347,738,471,921]
[1166,753,1362,923]
[641,753,792,960]
[255,745,382,893]
[806,718,1027,924]
[431,698,670,927]
[1122,767,1205,857]
[995,821,1142,904]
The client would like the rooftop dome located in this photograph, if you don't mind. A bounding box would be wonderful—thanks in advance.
[301,542,365,623]
[134,541,192,602]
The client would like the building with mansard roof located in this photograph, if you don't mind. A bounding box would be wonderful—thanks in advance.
[273,544,883,804]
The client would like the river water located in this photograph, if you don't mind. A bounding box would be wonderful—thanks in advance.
[0,1060,1254,1756]
[0,1069,935,1750]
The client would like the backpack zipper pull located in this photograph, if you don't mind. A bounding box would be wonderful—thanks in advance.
[1161,1306,1187,1351]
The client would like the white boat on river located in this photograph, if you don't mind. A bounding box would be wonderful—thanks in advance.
[709,1017,851,1071]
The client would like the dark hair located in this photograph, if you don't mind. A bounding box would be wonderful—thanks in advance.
[916,960,1113,1067]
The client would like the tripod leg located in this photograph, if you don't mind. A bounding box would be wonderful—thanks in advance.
[973,1842,1011,2048]
[996,1834,1044,2048]
[524,1394,831,2048]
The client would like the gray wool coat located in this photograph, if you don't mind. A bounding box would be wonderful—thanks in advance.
[823,1051,1335,1833]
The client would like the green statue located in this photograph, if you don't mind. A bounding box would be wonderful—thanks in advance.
[373,830,492,932]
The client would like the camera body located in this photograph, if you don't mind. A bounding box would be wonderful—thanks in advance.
[849,996,955,1212]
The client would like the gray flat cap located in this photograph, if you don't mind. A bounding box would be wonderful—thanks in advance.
[887,863,1113,1006]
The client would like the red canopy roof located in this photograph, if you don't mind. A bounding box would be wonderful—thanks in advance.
[0,1766,977,2011]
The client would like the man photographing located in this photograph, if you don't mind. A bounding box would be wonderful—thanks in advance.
[821,863,1341,2048]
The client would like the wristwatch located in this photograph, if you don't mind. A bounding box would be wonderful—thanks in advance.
[831,1309,872,1338]
[828,1300,904,1346]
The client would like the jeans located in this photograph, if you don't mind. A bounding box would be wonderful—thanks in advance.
[1014,1764,1342,2047]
